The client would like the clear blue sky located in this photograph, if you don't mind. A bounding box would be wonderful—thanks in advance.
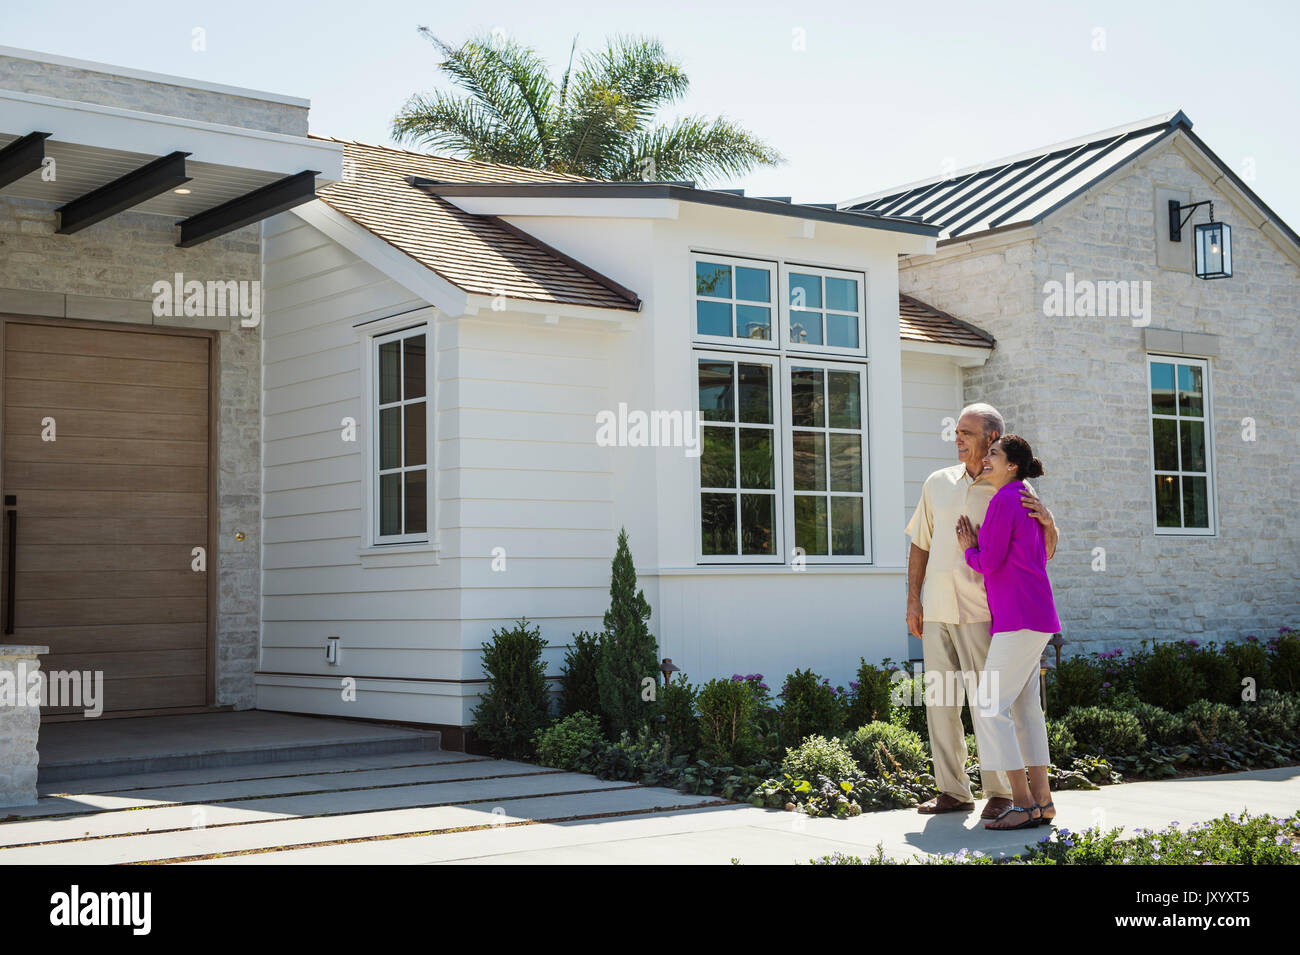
[7,0,1300,226]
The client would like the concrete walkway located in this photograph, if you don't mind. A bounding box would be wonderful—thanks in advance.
[5,751,1297,864]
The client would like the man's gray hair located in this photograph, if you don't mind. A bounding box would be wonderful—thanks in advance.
[959,403,1005,439]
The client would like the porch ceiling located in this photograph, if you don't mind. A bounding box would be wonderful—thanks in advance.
[0,88,342,244]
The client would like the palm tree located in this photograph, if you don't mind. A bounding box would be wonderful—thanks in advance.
[391,30,783,183]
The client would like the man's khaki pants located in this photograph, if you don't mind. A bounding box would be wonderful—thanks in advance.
[921,620,1013,802]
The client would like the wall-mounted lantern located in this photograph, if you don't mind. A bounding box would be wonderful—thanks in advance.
[1169,199,1232,279]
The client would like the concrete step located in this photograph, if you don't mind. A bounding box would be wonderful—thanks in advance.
[38,711,440,783]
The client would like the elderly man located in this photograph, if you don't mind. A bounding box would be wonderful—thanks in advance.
[905,403,1057,817]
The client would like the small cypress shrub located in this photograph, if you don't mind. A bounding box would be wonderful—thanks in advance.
[777,668,847,749]
[843,721,928,776]
[1270,630,1300,693]
[1062,705,1147,757]
[845,658,895,730]
[696,677,757,764]
[1223,638,1271,692]
[659,676,700,759]
[471,618,552,760]
[780,734,858,782]
[1046,655,1106,718]
[1241,689,1300,740]
[1187,642,1240,706]
[595,529,661,737]
[1132,643,1205,712]
[559,630,603,719]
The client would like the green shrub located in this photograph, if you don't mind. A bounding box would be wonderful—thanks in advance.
[587,724,671,782]
[1046,655,1106,718]
[1062,706,1147,757]
[1241,689,1300,740]
[595,529,660,737]
[696,677,758,764]
[659,676,700,758]
[846,659,895,729]
[888,667,929,741]
[1270,630,1300,693]
[1182,699,1248,745]
[778,669,847,748]
[533,711,605,770]
[1116,700,1185,746]
[471,618,552,760]
[843,721,928,776]
[1223,638,1271,693]
[780,734,858,782]
[1046,718,1076,765]
[1132,643,1205,713]
[1187,642,1241,706]
[559,631,603,719]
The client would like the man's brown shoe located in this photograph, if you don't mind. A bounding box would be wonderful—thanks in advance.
[981,797,1014,819]
[917,793,976,814]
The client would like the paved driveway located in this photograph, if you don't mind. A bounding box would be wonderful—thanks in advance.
[4,754,1297,864]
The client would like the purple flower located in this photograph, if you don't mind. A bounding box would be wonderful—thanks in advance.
[1246,635,1258,642]
[1187,640,1200,648]
[1102,682,1112,688]
[850,681,859,691]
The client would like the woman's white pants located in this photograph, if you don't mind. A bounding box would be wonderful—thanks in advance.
[972,628,1053,772]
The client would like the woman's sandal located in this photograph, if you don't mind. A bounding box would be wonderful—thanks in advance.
[1036,800,1055,827]
[983,803,1041,830]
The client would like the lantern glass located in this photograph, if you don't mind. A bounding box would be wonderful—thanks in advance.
[1194,221,1232,279]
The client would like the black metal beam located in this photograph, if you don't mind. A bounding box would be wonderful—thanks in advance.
[56,151,190,234]
[177,170,319,247]
[0,132,52,189]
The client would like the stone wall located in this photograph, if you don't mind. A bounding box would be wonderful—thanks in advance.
[0,648,45,807]
[0,52,307,135]
[900,138,1300,654]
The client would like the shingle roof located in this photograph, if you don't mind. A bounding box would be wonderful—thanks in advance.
[899,293,994,349]
[312,137,641,311]
[841,111,1190,242]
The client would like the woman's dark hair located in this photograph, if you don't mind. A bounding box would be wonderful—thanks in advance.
[997,433,1044,480]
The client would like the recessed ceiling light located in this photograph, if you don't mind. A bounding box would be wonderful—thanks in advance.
[174,187,192,195]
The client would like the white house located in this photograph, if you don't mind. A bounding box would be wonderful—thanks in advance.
[255,140,1000,744]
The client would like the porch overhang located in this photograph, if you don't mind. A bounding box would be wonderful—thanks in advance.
[0,87,343,245]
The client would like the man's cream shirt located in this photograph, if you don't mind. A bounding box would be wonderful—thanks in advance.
[905,463,1033,625]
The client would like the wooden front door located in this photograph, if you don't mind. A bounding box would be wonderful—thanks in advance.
[0,317,214,716]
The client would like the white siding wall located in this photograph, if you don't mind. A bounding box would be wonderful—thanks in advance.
[256,212,459,722]
[901,352,964,522]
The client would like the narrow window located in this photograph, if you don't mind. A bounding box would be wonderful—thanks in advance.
[375,326,428,542]
[1148,355,1214,534]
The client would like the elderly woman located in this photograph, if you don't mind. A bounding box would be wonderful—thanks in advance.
[956,434,1061,830]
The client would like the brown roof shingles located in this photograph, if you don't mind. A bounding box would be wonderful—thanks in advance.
[899,293,995,348]
[310,138,993,347]
[313,137,640,311]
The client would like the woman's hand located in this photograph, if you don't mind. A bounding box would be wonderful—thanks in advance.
[956,515,979,551]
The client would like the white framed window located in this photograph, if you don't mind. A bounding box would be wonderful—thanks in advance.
[784,359,871,561]
[695,350,782,562]
[691,253,778,348]
[781,263,866,356]
[690,253,872,565]
[1147,354,1216,535]
[373,324,429,543]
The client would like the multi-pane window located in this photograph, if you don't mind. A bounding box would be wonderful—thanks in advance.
[375,326,428,542]
[784,265,865,353]
[789,363,867,556]
[694,256,777,346]
[1148,355,1214,534]
[692,253,871,564]
[698,355,778,556]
